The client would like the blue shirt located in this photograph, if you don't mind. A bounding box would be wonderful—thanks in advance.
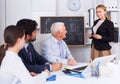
[41,36,73,65]
[24,43,29,52]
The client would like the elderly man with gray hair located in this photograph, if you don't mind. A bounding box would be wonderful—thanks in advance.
[41,22,77,66]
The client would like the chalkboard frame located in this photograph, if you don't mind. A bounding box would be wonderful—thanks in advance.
[40,16,86,45]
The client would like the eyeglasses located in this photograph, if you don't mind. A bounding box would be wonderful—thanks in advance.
[35,28,40,33]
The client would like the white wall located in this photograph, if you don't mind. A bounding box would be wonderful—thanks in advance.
[56,0,94,16]
[0,0,32,44]
[5,0,32,26]
[31,0,56,28]
[0,0,5,44]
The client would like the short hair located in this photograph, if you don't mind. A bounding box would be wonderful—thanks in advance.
[50,22,65,35]
[96,4,107,11]
[16,19,38,35]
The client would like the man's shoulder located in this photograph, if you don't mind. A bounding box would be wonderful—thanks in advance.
[29,43,34,46]
[43,36,54,44]
[18,48,25,58]
[62,40,67,45]
[19,48,25,53]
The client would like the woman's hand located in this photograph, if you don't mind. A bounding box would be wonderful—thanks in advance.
[92,34,102,39]
[88,33,92,38]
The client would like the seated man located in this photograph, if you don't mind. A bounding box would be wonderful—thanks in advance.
[16,19,62,74]
[42,22,77,66]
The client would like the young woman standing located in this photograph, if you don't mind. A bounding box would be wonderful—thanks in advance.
[88,4,114,60]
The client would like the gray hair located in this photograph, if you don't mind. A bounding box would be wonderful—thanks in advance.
[50,22,65,35]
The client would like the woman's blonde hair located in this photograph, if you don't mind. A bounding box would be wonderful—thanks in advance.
[96,4,107,11]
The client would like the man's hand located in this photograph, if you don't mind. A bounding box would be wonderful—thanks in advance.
[44,69,50,76]
[52,62,62,71]
[67,59,77,66]
[30,72,37,76]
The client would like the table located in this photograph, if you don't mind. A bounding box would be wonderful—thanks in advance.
[46,62,120,84]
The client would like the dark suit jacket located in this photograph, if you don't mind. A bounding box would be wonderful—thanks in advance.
[18,43,50,73]
[91,18,114,51]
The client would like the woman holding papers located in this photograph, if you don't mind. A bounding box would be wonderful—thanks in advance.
[0,25,49,84]
[88,4,114,60]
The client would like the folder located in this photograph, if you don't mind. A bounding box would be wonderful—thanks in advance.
[66,73,85,78]
[88,8,95,27]
[46,75,56,81]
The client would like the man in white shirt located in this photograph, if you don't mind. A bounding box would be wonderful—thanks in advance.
[42,22,77,65]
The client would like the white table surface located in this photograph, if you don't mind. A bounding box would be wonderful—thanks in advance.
[46,62,120,84]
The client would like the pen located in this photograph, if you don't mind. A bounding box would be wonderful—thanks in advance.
[96,61,100,70]
[90,59,94,68]
[90,59,99,77]
[56,59,58,62]
[96,61,100,78]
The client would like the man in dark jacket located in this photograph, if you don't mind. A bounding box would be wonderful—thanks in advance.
[16,19,62,73]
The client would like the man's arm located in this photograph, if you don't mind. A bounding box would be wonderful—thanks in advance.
[23,60,50,73]
[29,43,50,65]
[23,61,50,73]
[18,48,50,73]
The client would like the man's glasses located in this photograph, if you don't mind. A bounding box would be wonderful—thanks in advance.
[35,28,40,33]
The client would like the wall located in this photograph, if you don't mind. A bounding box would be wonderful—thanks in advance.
[5,0,32,26]
[0,0,32,44]
[0,0,5,44]
[31,0,56,27]
[56,0,94,16]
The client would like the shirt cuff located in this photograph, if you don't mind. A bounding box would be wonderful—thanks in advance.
[62,59,68,65]
[49,64,52,72]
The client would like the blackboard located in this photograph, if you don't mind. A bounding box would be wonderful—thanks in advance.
[40,17,85,45]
